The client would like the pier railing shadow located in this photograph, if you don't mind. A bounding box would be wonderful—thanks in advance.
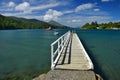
[56,33,72,65]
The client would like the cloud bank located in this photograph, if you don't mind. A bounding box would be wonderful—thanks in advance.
[43,9,63,21]
[0,0,115,27]
[75,3,95,12]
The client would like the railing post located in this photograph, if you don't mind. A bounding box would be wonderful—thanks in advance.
[63,36,65,46]
[58,40,60,54]
[61,37,63,49]
[51,45,54,70]
[51,31,71,70]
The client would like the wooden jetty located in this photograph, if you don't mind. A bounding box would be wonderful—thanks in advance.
[55,33,93,70]
[34,31,97,80]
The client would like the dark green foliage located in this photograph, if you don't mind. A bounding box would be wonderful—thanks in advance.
[81,21,120,29]
[0,14,68,30]
[81,21,98,29]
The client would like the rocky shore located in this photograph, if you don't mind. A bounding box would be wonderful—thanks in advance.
[33,70,96,80]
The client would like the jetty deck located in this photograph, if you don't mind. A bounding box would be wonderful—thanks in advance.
[34,31,96,80]
[55,33,93,70]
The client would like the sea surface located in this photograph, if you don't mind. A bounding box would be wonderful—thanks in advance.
[77,30,120,80]
[0,29,67,80]
[0,29,120,80]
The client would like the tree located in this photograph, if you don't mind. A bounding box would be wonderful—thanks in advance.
[0,14,69,30]
[81,21,120,29]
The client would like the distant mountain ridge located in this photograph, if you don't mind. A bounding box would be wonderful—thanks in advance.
[0,14,69,30]
[49,20,63,26]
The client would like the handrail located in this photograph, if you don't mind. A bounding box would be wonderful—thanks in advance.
[75,34,94,69]
[51,31,71,70]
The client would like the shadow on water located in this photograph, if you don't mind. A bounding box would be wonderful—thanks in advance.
[80,39,108,80]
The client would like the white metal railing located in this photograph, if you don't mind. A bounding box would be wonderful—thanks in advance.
[51,31,71,69]
[75,34,94,70]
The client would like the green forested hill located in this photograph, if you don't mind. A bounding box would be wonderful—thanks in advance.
[0,14,68,30]
[81,21,120,29]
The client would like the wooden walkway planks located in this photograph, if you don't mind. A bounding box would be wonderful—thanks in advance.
[33,32,97,80]
[55,33,93,70]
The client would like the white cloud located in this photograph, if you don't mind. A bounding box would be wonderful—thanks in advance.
[18,15,43,19]
[43,9,63,21]
[8,1,16,7]
[15,2,30,13]
[94,8,100,11]
[14,2,61,14]
[0,1,66,15]
[87,16,111,21]
[71,20,81,23]
[2,13,21,16]
[35,0,69,6]
[63,10,74,14]
[101,0,112,2]
[31,3,60,11]
[0,8,13,11]
[2,12,43,20]
[59,15,111,27]
[63,3,96,14]
[75,3,95,12]
[0,1,113,27]
[0,2,16,11]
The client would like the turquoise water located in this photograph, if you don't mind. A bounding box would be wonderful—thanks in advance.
[0,29,120,80]
[0,29,68,80]
[77,30,120,80]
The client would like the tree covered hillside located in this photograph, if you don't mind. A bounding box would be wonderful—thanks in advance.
[0,14,68,30]
[81,21,120,29]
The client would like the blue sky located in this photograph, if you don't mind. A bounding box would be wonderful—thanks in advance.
[0,0,120,27]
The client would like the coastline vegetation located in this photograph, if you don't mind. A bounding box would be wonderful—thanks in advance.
[0,14,68,30]
[81,21,120,29]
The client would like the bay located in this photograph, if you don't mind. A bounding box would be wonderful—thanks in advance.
[77,30,120,80]
[0,29,120,80]
[0,29,67,80]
